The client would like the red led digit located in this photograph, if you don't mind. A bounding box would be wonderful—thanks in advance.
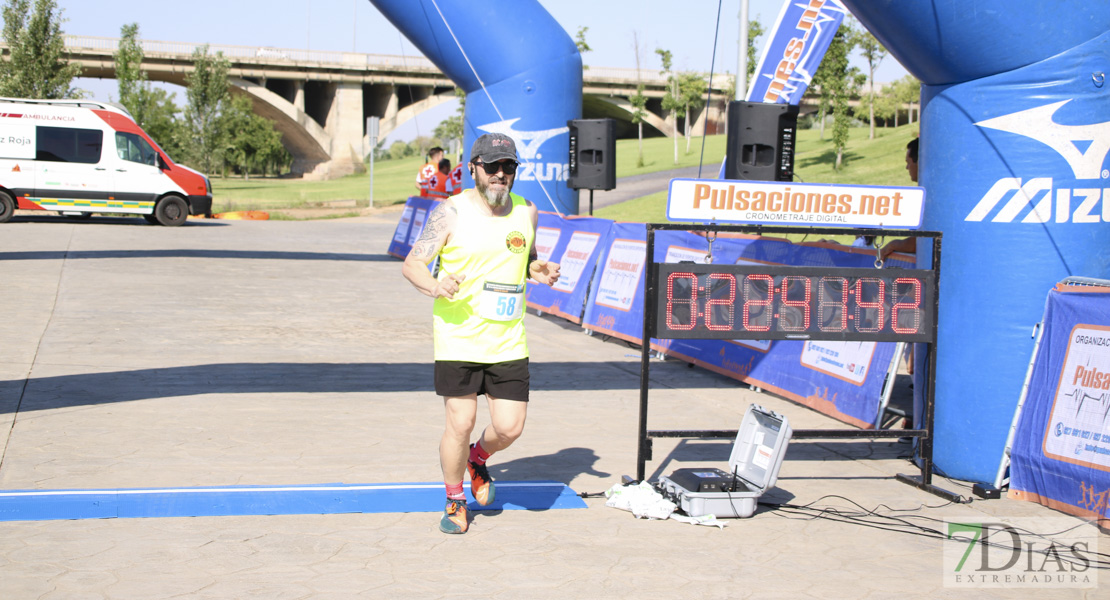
[705,274,737,331]
[817,277,848,332]
[854,277,885,333]
[779,276,812,331]
[665,272,697,331]
[892,277,923,334]
[742,274,774,332]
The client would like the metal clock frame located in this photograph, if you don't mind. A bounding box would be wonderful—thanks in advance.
[636,223,960,503]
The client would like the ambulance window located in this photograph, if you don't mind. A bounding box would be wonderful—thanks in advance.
[115,132,158,166]
[36,126,103,164]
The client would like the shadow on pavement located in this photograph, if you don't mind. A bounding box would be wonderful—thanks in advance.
[2,361,733,413]
[0,249,393,262]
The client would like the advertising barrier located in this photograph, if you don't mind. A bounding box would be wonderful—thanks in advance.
[581,225,746,343]
[525,212,614,323]
[386,196,438,259]
[1008,283,1110,526]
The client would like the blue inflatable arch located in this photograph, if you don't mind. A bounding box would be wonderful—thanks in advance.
[369,0,582,215]
[840,1,1110,482]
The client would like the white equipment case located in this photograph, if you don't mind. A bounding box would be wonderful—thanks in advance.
[656,404,792,518]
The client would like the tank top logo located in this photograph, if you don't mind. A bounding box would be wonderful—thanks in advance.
[505,231,527,253]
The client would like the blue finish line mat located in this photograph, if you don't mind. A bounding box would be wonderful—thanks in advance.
[0,481,587,522]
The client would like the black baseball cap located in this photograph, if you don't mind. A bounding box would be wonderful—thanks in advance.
[471,133,519,164]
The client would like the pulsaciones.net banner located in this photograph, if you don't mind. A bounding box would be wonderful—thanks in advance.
[667,178,925,229]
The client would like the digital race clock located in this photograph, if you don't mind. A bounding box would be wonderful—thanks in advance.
[653,263,935,342]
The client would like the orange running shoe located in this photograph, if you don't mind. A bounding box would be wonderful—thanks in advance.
[467,457,496,506]
[439,498,468,534]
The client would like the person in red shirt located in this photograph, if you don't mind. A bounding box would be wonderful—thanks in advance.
[448,161,464,196]
[416,147,444,198]
[428,158,452,199]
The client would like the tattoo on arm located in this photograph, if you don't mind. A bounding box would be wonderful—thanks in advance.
[409,203,455,261]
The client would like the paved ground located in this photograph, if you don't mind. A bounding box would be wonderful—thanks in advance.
[0,212,1105,599]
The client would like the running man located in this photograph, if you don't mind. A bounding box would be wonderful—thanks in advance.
[402,133,561,534]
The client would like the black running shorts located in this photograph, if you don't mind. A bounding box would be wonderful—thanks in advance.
[434,358,529,401]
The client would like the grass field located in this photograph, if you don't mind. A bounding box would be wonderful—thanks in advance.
[211,155,426,212]
[593,124,919,224]
[211,123,919,221]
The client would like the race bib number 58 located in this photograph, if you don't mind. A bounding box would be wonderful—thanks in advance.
[479,282,525,321]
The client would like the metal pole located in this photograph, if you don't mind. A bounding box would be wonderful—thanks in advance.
[636,227,657,481]
[737,0,749,101]
[921,234,943,486]
[589,189,594,216]
[367,116,379,208]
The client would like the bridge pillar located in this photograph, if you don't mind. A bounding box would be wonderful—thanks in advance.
[381,86,400,129]
[293,81,305,112]
[302,81,366,180]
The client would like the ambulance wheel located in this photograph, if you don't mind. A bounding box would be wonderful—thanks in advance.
[142,213,159,225]
[0,190,13,223]
[155,195,188,227]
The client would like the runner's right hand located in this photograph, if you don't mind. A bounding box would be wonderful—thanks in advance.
[434,273,466,299]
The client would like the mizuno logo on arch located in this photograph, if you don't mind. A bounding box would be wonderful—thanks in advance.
[477,119,569,182]
[965,101,1110,224]
[975,100,1110,179]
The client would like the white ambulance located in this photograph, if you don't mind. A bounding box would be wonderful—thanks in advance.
[0,97,211,226]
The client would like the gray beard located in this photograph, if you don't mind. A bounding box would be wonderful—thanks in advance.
[476,178,511,208]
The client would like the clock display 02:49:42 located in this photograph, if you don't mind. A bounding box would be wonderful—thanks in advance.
[653,264,935,342]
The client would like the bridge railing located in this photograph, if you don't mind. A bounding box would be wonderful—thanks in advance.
[58,35,730,89]
[61,35,442,71]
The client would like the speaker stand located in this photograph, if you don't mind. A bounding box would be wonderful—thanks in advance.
[588,189,594,216]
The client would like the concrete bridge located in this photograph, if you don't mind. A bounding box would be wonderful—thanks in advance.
[63,35,737,180]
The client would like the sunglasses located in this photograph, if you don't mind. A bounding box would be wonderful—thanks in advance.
[475,160,518,175]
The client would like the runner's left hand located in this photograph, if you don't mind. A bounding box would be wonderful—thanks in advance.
[529,260,560,286]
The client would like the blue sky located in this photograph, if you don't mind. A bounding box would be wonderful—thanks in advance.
[57,0,908,144]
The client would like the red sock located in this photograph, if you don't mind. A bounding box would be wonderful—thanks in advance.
[445,482,465,501]
[469,440,491,466]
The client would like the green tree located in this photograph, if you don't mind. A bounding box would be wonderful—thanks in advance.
[0,0,81,98]
[115,23,144,109]
[114,22,185,159]
[809,24,857,170]
[139,87,189,161]
[656,48,680,165]
[873,87,899,127]
[389,140,410,161]
[893,74,920,124]
[628,84,648,168]
[575,26,591,71]
[408,136,442,159]
[851,24,886,139]
[678,71,706,154]
[183,45,231,174]
[629,31,648,166]
[222,94,287,178]
[745,19,766,91]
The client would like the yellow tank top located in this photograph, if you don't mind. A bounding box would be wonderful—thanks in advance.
[433,190,533,362]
